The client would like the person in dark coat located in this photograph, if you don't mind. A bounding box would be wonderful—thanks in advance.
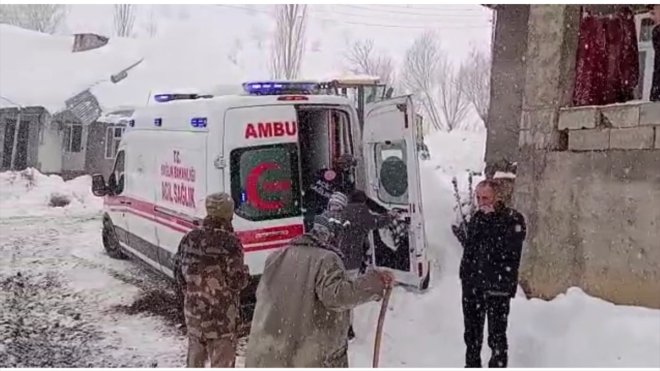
[333,189,394,340]
[650,5,660,102]
[338,190,394,273]
[452,180,526,368]
[303,154,357,231]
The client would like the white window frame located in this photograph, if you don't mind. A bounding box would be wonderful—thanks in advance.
[105,126,125,159]
[63,122,83,153]
[636,12,655,101]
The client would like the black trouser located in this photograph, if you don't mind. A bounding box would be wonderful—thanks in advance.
[461,283,511,368]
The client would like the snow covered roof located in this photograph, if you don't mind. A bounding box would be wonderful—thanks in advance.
[0,24,348,115]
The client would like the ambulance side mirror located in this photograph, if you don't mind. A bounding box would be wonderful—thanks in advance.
[91,174,110,197]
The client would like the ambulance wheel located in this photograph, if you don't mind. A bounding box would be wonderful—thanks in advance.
[102,217,127,260]
[420,268,431,291]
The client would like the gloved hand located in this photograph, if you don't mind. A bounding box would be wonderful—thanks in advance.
[451,222,468,246]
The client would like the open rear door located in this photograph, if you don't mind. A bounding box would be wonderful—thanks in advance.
[362,95,430,289]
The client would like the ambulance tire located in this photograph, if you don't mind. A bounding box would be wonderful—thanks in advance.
[102,217,127,260]
[420,266,431,291]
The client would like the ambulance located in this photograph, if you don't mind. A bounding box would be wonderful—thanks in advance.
[91,79,431,308]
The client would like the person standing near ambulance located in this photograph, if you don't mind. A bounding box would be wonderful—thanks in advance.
[303,154,357,231]
[178,192,249,368]
[452,180,526,368]
[245,214,393,368]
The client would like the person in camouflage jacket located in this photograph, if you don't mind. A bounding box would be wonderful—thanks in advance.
[178,192,249,368]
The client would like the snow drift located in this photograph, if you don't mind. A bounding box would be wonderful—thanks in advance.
[0,168,103,218]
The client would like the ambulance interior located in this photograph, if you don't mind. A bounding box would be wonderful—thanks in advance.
[297,107,353,205]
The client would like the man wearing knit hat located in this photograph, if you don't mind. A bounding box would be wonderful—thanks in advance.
[177,192,250,367]
[303,154,357,231]
[246,214,394,368]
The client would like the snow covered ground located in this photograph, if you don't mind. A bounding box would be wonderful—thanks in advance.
[1,130,659,367]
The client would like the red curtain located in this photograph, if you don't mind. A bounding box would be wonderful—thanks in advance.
[573,7,639,106]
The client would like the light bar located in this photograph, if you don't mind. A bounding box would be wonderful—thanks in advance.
[153,93,203,103]
[242,81,319,96]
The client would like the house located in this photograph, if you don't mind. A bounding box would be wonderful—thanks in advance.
[0,26,146,178]
[485,5,660,308]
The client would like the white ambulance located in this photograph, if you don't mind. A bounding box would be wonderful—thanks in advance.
[91,80,431,305]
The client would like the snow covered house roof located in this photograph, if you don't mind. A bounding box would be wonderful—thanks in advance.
[0,23,355,117]
[0,25,248,114]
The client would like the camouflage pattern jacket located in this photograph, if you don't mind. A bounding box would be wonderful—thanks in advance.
[245,234,385,368]
[179,216,249,340]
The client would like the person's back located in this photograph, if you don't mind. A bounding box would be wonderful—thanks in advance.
[245,216,389,368]
[179,192,249,368]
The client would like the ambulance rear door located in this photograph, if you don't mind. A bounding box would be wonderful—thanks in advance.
[222,104,304,275]
[362,95,430,289]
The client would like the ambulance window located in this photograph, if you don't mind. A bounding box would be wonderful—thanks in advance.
[331,110,353,158]
[230,144,301,221]
[375,141,408,205]
[110,150,125,195]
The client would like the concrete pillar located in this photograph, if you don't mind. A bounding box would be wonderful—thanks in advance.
[484,5,530,174]
[513,5,582,300]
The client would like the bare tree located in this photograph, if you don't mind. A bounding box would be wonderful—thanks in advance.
[270,4,307,80]
[458,47,491,125]
[437,56,471,131]
[145,6,158,38]
[0,4,66,34]
[400,31,444,131]
[114,4,136,38]
[344,39,394,86]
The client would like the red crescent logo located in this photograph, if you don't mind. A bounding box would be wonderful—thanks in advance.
[245,162,291,211]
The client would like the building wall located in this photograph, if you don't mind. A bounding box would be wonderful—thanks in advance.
[517,150,660,308]
[85,121,121,177]
[0,107,45,171]
[37,118,63,174]
[484,5,530,174]
[53,111,88,174]
[489,5,660,308]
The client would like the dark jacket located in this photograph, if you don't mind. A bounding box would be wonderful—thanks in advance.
[304,169,355,216]
[651,24,660,102]
[336,203,392,271]
[457,205,526,297]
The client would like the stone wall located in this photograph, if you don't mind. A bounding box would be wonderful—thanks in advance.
[496,5,660,308]
[517,150,660,308]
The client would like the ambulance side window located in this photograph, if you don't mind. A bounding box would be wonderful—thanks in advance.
[109,150,125,195]
[375,141,408,205]
[230,144,301,221]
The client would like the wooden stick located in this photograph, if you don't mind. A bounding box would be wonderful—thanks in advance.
[372,286,393,368]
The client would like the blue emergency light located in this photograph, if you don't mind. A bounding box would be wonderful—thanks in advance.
[154,94,174,103]
[154,93,205,103]
[242,81,319,96]
[191,117,207,128]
